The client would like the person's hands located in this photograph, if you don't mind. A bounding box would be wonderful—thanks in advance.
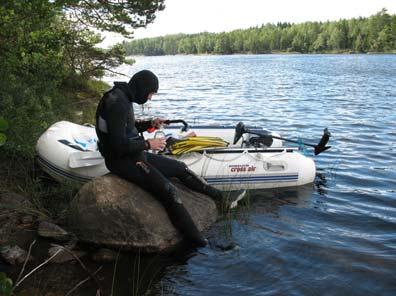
[151,118,167,129]
[147,138,166,151]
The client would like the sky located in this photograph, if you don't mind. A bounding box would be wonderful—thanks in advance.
[100,0,396,48]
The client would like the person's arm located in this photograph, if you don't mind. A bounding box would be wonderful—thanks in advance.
[151,118,167,129]
[136,118,168,133]
[135,119,153,133]
[106,100,147,157]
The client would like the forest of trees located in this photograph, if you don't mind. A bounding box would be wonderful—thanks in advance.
[123,9,396,56]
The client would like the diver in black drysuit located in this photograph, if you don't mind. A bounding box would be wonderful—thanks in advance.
[95,70,224,247]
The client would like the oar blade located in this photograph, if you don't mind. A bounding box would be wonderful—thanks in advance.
[314,145,331,155]
[314,128,331,155]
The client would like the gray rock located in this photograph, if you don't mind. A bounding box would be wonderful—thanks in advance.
[91,248,119,262]
[0,245,32,265]
[68,174,217,252]
[38,221,70,242]
[48,244,86,264]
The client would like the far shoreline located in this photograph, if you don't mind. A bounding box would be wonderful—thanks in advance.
[127,51,396,58]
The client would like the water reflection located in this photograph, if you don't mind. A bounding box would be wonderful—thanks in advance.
[315,171,329,196]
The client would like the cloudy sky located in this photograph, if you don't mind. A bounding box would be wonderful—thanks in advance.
[100,0,396,47]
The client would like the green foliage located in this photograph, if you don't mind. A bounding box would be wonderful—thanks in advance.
[124,9,396,55]
[61,22,132,78]
[0,272,13,296]
[0,1,74,156]
[0,117,8,146]
[0,0,162,158]
[0,149,80,223]
[55,0,165,37]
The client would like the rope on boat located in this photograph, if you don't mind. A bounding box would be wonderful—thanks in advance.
[173,140,289,165]
[170,137,292,176]
[177,152,205,166]
[202,150,248,162]
[245,148,288,162]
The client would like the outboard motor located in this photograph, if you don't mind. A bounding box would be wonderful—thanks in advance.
[234,122,279,148]
[244,132,273,148]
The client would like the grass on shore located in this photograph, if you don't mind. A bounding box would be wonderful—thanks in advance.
[0,79,110,221]
[0,151,80,222]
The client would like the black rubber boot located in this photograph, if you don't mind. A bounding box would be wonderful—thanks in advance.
[161,183,207,247]
[180,168,223,202]
[179,168,247,210]
[164,201,208,247]
[133,161,207,248]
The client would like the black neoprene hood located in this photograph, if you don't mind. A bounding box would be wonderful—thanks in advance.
[128,70,159,104]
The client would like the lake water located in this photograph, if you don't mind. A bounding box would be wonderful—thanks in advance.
[105,54,396,295]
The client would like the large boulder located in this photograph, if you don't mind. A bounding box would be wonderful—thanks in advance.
[68,174,217,252]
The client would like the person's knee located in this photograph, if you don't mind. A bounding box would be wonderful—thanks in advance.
[167,160,189,179]
[183,166,208,184]
[176,161,188,175]
[181,162,188,170]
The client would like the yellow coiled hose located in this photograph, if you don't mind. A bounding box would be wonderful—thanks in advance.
[169,136,229,155]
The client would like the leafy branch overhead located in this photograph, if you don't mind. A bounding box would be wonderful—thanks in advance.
[0,0,164,156]
[61,23,133,78]
[58,0,165,36]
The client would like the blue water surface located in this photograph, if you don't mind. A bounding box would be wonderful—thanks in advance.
[106,54,396,296]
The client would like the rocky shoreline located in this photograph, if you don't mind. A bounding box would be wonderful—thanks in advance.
[0,174,219,294]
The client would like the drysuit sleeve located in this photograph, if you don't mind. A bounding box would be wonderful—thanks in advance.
[106,100,147,157]
[135,120,153,133]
